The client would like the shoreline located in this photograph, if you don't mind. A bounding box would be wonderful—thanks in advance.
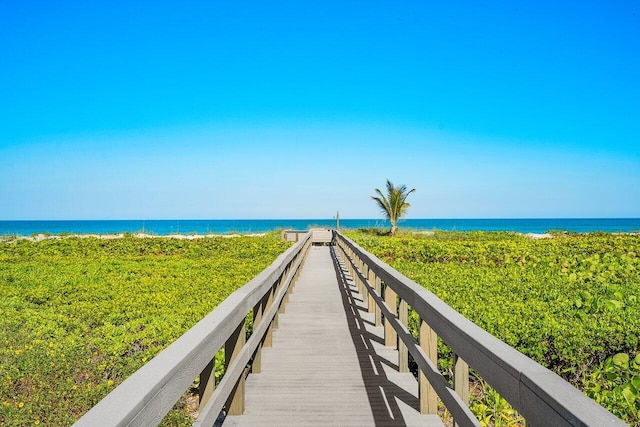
[0,232,269,243]
[2,229,638,243]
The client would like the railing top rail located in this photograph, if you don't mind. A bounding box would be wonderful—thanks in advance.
[334,231,626,427]
[75,232,312,427]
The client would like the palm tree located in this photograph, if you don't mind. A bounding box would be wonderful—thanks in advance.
[371,180,416,236]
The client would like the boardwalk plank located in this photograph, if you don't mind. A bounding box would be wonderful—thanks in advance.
[225,246,443,426]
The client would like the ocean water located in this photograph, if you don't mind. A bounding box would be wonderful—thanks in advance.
[0,218,639,236]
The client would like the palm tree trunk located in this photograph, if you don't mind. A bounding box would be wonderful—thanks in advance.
[390,224,397,236]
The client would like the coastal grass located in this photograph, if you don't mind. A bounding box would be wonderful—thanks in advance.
[0,234,291,426]
[346,230,640,425]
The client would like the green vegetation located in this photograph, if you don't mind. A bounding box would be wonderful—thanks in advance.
[0,234,291,426]
[346,230,640,425]
[371,179,415,236]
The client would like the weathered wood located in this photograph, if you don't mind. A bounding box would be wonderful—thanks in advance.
[367,267,376,313]
[374,275,382,327]
[334,232,626,427]
[454,354,469,404]
[252,300,264,373]
[273,283,280,328]
[263,284,275,348]
[454,354,469,427]
[199,358,215,411]
[283,230,307,242]
[278,267,288,315]
[226,320,246,415]
[384,283,397,347]
[348,248,357,290]
[310,228,332,243]
[196,238,312,426]
[283,280,291,306]
[420,318,438,415]
[225,246,443,426]
[399,299,409,373]
[356,255,366,300]
[337,238,479,426]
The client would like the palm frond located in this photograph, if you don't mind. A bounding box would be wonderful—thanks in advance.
[371,179,416,234]
[371,188,391,219]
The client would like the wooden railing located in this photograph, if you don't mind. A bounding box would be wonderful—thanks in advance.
[74,232,312,427]
[333,231,626,427]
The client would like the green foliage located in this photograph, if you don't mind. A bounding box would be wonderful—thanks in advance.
[0,234,291,426]
[347,230,640,425]
[583,352,640,422]
[470,379,525,427]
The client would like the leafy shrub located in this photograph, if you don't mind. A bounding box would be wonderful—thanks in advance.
[583,352,640,422]
[0,235,290,425]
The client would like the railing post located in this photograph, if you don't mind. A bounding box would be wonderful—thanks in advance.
[357,258,363,296]
[264,283,275,348]
[225,319,246,415]
[252,299,264,373]
[399,299,408,372]
[454,353,469,427]
[361,259,370,309]
[367,267,375,314]
[273,280,281,328]
[355,254,362,294]
[419,318,438,414]
[374,276,382,327]
[198,358,215,411]
[347,248,355,286]
[360,259,366,302]
[279,265,289,312]
[384,283,398,347]
[283,261,293,307]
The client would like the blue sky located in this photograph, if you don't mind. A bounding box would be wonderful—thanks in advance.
[1,1,639,219]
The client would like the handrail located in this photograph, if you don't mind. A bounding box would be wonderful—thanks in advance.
[333,231,626,427]
[75,232,313,427]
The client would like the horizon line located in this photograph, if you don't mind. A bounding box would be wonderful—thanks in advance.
[2,217,639,222]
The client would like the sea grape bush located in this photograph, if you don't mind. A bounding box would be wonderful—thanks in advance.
[347,230,640,426]
[584,352,640,422]
[0,235,291,426]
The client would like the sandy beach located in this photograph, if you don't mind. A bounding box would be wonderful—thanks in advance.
[0,232,267,243]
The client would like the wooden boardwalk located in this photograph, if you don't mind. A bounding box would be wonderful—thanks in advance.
[76,232,624,427]
[225,245,443,427]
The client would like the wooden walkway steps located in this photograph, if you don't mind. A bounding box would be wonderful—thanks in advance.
[225,245,443,427]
